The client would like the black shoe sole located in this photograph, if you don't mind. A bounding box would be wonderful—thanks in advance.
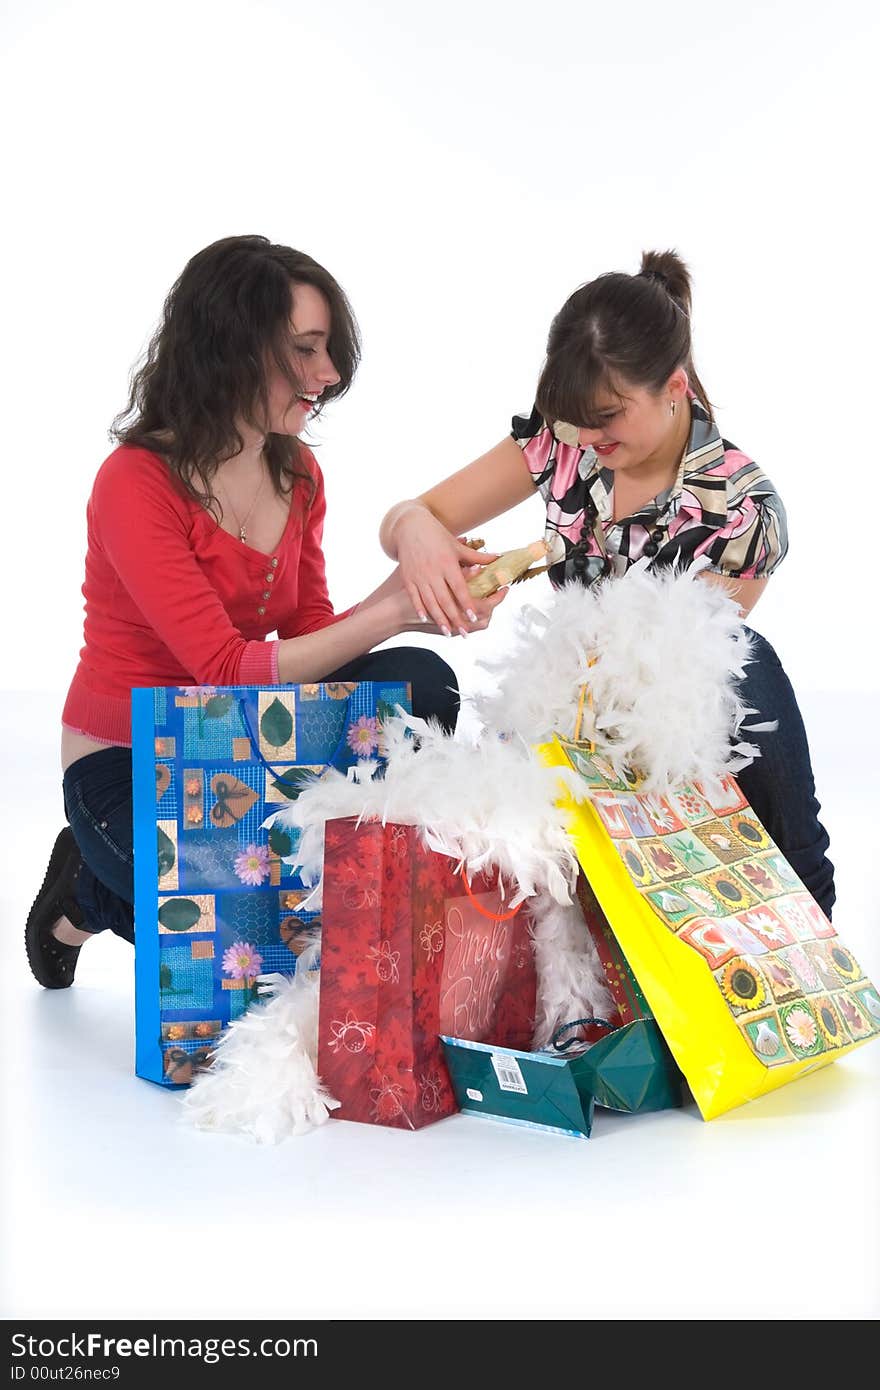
[25,828,84,989]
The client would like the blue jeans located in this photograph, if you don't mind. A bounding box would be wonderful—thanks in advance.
[62,646,461,942]
[735,630,835,919]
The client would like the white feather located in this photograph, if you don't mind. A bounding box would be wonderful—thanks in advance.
[180,946,338,1144]
[528,891,619,1050]
[269,711,587,910]
[473,559,759,793]
[182,565,762,1139]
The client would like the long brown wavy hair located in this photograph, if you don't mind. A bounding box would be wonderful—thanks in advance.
[535,248,714,429]
[111,235,361,517]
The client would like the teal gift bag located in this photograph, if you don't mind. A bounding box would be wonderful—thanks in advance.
[131,680,411,1086]
[441,872,684,1137]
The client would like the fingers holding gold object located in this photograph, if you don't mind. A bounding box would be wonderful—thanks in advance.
[465,539,552,598]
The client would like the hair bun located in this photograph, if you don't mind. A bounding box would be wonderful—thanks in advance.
[642,267,670,288]
[639,248,693,315]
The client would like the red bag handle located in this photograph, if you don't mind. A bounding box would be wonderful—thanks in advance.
[457,866,524,921]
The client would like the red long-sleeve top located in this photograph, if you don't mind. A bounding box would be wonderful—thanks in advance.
[62,444,354,746]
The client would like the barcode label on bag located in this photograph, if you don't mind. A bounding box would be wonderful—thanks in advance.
[491,1053,527,1094]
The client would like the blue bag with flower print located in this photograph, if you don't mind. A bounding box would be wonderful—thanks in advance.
[131,680,411,1087]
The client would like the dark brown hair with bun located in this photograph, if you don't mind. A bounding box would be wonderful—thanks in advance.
[535,247,713,428]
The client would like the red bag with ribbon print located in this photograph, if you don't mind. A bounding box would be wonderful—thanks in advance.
[317,816,536,1129]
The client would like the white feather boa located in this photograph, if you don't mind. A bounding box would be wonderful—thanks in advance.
[474,558,762,794]
[180,946,340,1143]
[182,564,760,1141]
[266,711,588,910]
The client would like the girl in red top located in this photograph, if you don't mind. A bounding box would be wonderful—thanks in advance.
[26,235,504,988]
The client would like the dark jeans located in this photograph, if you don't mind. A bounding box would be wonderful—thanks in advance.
[61,646,461,943]
[736,630,835,918]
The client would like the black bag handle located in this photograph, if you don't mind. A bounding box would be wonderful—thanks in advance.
[550,1017,618,1052]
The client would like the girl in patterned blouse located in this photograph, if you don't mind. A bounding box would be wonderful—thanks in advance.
[379,249,835,917]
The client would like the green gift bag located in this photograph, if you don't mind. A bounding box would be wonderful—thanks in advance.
[441,873,683,1138]
[442,1016,680,1138]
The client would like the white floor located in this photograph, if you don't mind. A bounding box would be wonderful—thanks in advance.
[2,690,878,1321]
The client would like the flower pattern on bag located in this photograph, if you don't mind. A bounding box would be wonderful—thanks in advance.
[327,1011,376,1054]
[137,680,411,1088]
[368,940,401,983]
[556,735,880,1069]
[317,818,536,1129]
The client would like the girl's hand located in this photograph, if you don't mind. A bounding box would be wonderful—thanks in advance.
[386,578,509,639]
[392,506,503,635]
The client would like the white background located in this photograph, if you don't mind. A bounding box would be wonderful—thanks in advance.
[1,0,878,1324]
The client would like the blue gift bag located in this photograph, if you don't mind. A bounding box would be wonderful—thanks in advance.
[131,680,411,1086]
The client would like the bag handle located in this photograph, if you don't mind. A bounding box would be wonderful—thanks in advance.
[551,1017,617,1052]
[457,866,524,921]
[236,695,353,781]
[573,657,598,749]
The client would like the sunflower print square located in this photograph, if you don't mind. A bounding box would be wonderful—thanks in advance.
[694,774,749,817]
[680,918,737,970]
[811,995,848,1051]
[663,830,721,874]
[641,837,688,881]
[637,794,686,836]
[614,839,657,888]
[692,820,750,864]
[736,855,786,902]
[762,954,803,1003]
[779,1001,825,1057]
[703,868,761,912]
[743,1010,792,1066]
[644,886,702,927]
[734,904,795,950]
[718,956,769,1014]
[666,784,715,827]
[725,812,773,853]
[822,941,864,985]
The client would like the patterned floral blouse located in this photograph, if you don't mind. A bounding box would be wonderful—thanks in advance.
[511,395,788,589]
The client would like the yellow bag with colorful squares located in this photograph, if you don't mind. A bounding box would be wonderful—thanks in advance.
[541,735,880,1120]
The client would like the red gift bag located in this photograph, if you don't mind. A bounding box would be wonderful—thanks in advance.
[318,817,537,1129]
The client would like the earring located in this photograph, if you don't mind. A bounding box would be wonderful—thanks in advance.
[670,400,676,417]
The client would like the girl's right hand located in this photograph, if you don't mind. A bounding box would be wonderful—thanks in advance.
[393,506,501,634]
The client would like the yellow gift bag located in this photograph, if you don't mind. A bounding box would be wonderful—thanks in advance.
[540,735,880,1119]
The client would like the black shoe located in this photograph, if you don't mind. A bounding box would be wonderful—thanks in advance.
[25,827,87,989]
